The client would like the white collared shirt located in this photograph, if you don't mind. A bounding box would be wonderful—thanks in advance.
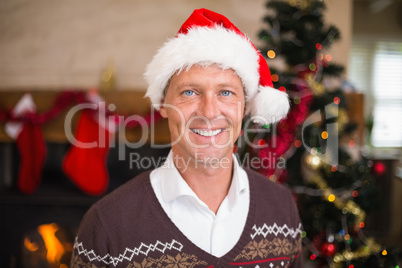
[150,151,250,257]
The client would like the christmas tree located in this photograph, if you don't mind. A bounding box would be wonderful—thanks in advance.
[238,0,402,267]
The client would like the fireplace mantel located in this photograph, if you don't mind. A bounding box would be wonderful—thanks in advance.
[0,89,171,144]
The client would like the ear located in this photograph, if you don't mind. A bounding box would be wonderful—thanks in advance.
[159,99,168,118]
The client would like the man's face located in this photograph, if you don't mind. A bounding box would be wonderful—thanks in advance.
[160,64,245,167]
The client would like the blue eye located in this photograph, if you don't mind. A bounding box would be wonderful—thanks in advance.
[184,90,194,96]
[221,90,232,96]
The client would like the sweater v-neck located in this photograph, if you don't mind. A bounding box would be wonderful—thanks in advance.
[143,168,257,267]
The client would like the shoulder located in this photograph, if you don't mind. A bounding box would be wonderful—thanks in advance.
[73,171,156,265]
[98,170,152,205]
[244,167,293,198]
[88,170,154,224]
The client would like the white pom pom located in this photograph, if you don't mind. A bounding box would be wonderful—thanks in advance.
[246,86,290,125]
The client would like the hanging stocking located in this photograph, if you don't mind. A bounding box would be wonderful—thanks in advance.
[62,108,115,196]
[5,94,47,194]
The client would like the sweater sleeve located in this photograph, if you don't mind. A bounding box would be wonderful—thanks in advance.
[70,204,110,268]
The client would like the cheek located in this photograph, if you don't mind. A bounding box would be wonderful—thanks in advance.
[164,105,189,130]
[225,101,245,122]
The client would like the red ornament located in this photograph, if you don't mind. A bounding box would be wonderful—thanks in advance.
[258,139,266,147]
[349,139,356,148]
[294,139,302,148]
[321,242,337,257]
[373,161,386,176]
[334,97,340,105]
[352,190,358,198]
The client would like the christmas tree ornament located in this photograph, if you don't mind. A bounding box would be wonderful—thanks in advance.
[321,241,337,257]
[5,94,47,194]
[333,97,340,105]
[372,161,386,176]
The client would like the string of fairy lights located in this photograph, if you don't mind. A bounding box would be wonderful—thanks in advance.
[303,154,386,267]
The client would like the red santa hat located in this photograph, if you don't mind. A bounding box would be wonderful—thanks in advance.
[144,8,289,125]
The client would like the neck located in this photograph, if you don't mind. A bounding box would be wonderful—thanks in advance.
[172,152,234,214]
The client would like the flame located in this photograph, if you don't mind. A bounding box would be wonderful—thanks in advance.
[37,223,65,264]
[24,238,39,252]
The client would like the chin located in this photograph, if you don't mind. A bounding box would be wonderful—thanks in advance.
[191,147,233,165]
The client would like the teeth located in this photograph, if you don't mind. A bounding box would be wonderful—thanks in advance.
[191,129,222,137]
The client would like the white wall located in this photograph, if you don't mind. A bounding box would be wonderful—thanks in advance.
[0,0,351,90]
[353,1,402,40]
[324,0,352,76]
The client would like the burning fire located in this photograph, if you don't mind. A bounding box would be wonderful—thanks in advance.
[24,237,39,252]
[23,222,73,267]
[37,223,65,264]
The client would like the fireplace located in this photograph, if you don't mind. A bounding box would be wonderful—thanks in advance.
[0,142,170,267]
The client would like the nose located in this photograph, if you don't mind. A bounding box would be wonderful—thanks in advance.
[198,93,220,120]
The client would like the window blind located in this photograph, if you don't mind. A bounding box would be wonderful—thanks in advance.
[348,40,402,147]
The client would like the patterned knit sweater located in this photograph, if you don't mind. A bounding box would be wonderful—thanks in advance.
[70,168,303,268]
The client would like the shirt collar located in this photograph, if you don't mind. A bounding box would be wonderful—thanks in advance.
[157,151,248,208]
[226,155,248,209]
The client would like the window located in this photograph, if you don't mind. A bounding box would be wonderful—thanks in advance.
[348,40,402,147]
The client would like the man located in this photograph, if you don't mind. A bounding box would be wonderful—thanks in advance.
[71,8,303,268]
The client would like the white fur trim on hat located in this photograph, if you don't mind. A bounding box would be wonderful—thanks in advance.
[247,86,290,125]
[144,25,260,107]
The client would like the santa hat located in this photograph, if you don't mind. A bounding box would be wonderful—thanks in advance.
[144,8,290,125]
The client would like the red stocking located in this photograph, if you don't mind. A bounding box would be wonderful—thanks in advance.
[16,122,47,194]
[5,93,46,194]
[62,110,112,196]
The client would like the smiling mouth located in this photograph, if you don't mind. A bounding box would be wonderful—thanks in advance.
[191,128,223,137]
